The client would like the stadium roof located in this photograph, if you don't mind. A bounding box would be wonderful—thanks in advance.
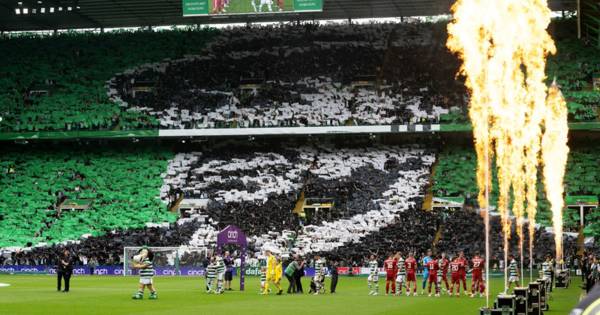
[0,0,577,32]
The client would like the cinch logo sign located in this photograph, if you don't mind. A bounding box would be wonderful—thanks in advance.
[227,230,238,240]
[186,270,205,276]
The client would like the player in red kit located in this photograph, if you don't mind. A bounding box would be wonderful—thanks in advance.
[384,254,398,295]
[438,252,450,294]
[212,0,224,14]
[457,251,468,295]
[276,0,284,11]
[405,252,418,296]
[449,257,461,297]
[470,251,485,298]
[426,257,439,297]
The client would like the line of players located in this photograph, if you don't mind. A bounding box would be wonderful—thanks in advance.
[367,250,489,297]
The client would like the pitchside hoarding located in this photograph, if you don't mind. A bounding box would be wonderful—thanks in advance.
[0,265,316,276]
[182,0,323,17]
[0,265,508,276]
[0,265,209,276]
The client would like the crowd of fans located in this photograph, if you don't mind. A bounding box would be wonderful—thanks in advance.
[0,29,217,132]
[159,144,435,258]
[0,143,437,265]
[0,220,203,266]
[0,142,591,270]
[433,145,600,238]
[1,19,596,133]
[0,148,175,248]
[111,23,459,129]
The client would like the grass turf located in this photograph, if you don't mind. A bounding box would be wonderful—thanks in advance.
[0,275,583,315]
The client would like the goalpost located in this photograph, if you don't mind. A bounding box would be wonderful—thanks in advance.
[123,246,210,276]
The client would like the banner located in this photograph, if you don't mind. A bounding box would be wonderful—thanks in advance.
[182,0,323,17]
[0,265,48,275]
[244,267,316,277]
[0,265,509,277]
[0,265,207,276]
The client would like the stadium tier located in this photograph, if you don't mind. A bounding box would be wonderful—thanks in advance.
[0,144,434,263]
[1,20,598,136]
[432,145,600,237]
[0,142,589,267]
[319,207,577,264]
[0,148,176,249]
[110,23,455,129]
[0,29,216,132]
[161,145,435,256]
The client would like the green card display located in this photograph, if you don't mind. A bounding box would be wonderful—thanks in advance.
[293,0,323,11]
[183,0,323,16]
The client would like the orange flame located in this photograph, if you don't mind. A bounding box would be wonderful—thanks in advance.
[542,82,570,265]
[447,0,568,278]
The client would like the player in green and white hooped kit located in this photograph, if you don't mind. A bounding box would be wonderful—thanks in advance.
[215,255,226,294]
[541,255,554,292]
[368,254,379,295]
[313,255,325,295]
[259,256,268,294]
[507,254,519,292]
[132,247,157,300]
[206,256,217,293]
[395,253,406,296]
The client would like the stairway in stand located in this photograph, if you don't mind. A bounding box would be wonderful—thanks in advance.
[432,224,444,251]
[169,194,185,213]
[422,155,439,211]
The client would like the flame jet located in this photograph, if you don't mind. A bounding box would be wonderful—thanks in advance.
[447,0,569,292]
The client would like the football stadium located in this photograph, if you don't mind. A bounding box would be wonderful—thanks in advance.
[0,0,599,314]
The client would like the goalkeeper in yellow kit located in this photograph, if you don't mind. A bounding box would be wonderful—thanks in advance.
[262,249,283,295]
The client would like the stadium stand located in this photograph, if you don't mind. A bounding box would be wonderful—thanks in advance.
[0,144,436,263]
[105,22,600,128]
[0,148,176,248]
[322,207,578,266]
[111,23,454,129]
[0,29,216,132]
[160,144,435,256]
[546,38,600,122]
[2,20,595,135]
[0,20,597,271]
[0,220,204,266]
[432,145,600,237]
[0,141,591,267]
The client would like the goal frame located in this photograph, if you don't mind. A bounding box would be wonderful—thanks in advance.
[123,246,209,276]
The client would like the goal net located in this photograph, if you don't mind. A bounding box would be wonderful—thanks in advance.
[123,246,210,276]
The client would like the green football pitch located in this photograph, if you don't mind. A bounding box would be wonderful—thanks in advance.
[0,275,583,315]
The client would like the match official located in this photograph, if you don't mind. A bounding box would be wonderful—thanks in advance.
[330,260,339,294]
[57,249,73,292]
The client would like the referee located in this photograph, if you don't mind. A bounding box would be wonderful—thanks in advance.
[57,249,73,292]
[223,251,234,291]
